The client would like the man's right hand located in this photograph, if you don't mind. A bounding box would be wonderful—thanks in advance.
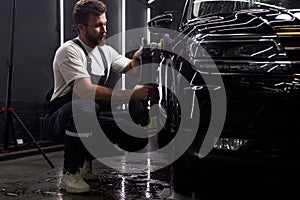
[131,85,152,101]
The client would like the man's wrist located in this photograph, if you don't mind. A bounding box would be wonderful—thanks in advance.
[111,89,134,103]
[132,57,140,67]
[133,56,140,61]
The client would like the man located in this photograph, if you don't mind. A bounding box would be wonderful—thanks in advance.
[43,0,151,193]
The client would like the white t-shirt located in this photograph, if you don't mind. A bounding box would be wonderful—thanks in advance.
[51,37,129,101]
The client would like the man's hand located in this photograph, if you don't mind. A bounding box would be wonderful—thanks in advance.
[124,47,143,73]
[131,85,152,101]
[132,47,143,61]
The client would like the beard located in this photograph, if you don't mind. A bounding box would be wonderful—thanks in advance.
[86,31,106,46]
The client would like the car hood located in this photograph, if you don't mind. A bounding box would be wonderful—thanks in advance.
[181,8,300,36]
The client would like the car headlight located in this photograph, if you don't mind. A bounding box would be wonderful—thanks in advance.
[191,39,285,59]
[213,137,248,151]
[188,37,290,74]
[191,59,291,74]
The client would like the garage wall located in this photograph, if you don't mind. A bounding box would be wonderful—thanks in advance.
[0,0,60,103]
[0,1,12,104]
[126,0,148,51]
[0,0,60,144]
[64,0,78,41]
[151,0,186,30]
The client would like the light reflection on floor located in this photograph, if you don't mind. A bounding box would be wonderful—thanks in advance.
[0,150,171,200]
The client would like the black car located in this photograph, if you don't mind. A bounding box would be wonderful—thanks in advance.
[147,0,300,199]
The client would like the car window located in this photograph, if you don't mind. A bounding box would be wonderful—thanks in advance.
[192,0,300,18]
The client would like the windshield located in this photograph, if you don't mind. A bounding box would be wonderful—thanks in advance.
[193,0,300,18]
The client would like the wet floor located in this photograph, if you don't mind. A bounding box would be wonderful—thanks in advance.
[0,150,171,200]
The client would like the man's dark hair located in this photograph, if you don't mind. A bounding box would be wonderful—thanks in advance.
[73,0,107,26]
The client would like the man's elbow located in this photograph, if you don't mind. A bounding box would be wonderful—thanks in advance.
[73,83,97,100]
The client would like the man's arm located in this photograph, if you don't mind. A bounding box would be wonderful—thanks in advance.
[72,77,151,103]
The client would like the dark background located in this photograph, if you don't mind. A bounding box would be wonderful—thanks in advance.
[0,0,185,146]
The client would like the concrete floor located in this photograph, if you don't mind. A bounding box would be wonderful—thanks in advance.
[0,150,171,200]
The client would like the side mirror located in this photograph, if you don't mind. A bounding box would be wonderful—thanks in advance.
[148,13,173,29]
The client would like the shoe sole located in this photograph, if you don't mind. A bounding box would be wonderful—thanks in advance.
[60,182,90,193]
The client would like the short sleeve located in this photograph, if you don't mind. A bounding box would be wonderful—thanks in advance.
[51,42,92,100]
[58,44,90,86]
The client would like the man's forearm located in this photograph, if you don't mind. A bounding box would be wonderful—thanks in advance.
[124,48,142,73]
[72,77,149,103]
[72,78,132,103]
[95,86,134,104]
[124,58,140,74]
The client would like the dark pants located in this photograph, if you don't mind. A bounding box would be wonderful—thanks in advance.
[43,99,148,173]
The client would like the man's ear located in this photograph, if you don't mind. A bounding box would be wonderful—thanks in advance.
[78,24,86,34]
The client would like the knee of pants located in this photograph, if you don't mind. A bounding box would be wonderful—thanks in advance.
[72,99,100,116]
[67,100,100,132]
[44,100,101,134]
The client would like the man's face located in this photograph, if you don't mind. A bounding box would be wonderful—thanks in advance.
[84,13,107,47]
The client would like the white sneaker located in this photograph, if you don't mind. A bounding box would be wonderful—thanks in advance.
[60,171,90,193]
[79,159,98,181]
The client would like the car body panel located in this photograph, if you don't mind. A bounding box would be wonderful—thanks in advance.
[148,0,300,199]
